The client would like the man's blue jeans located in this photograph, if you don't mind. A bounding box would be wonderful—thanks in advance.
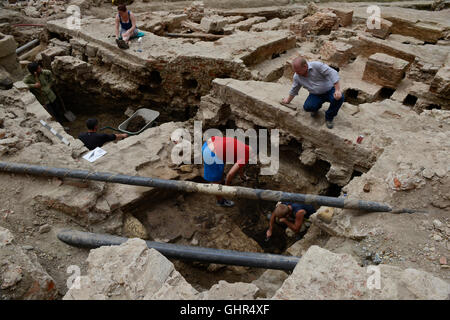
[303,87,344,121]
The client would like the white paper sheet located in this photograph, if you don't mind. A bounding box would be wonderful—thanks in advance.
[82,147,107,162]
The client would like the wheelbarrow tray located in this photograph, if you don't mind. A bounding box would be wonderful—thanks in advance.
[118,108,160,135]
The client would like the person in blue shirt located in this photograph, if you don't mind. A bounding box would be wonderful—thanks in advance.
[266,201,316,239]
[281,56,344,129]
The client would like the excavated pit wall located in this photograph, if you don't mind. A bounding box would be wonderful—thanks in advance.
[43,15,298,121]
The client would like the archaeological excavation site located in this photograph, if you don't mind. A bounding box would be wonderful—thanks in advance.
[0,0,449,301]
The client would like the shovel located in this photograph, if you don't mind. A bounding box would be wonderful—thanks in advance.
[56,92,76,122]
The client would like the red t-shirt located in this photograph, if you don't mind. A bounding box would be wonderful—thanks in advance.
[211,136,250,167]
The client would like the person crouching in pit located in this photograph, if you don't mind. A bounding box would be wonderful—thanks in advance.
[202,136,254,207]
[266,201,316,239]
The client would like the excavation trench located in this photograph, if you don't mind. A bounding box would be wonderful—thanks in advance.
[120,143,345,290]
[49,69,357,291]
[53,80,198,139]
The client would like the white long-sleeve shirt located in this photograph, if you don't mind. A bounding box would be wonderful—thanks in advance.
[289,61,340,96]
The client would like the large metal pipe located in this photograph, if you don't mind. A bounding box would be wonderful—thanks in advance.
[15,38,39,55]
[0,161,417,213]
[57,229,300,271]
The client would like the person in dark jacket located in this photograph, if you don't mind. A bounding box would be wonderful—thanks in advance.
[78,118,128,150]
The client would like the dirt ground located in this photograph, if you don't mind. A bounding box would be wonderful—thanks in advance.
[0,173,91,298]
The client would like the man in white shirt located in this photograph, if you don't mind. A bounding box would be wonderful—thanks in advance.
[282,57,344,129]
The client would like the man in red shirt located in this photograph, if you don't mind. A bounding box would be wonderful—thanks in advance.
[202,136,253,207]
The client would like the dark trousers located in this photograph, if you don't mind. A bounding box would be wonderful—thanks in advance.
[45,99,66,124]
[303,87,344,121]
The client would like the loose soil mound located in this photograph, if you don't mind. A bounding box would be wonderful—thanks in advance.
[126,115,147,132]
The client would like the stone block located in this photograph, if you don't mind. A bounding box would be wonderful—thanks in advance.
[365,18,392,39]
[85,44,98,58]
[363,53,409,88]
[23,6,40,18]
[0,65,13,90]
[40,46,67,69]
[250,18,282,32]
[429,66,450,98]
[200,15,227,33]
[272,246,450,300]
[0,33,17,58]
[49,38,72,54]
[332,8,353,27]
[199,280,259,300]
[290,11,339,38]
[63,239,199,300]
[320,41,354,67]
[233,17,267,31]
[13,80,28,91]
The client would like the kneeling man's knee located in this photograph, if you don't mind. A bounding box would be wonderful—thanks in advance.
[303,100,319,111]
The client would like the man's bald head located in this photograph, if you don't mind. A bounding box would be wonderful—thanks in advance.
[292,56,308,76]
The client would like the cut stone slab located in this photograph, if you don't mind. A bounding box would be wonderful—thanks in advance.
[232,16,267,31]
[290,11,339,38]
[339,56,383,104]
[355,34,449,67]
[250,48,299,82]
[320,41,355,67]
[40,46,67,69]
[365,18,392,40]
[63,239,199,300]
[362,53,409,88]
[331,8,353,27]
[235,31,296,66]
[385,17,446,44]
[199,280,259,300]
[0,65,13,90]
[272,245,450,299]
[211,4,300,20]
[430,66,450,98]
[250,18,282,32]
[350,5,449,44]
[251,269,288,298]
[200,15,227,33]
[0,33,17,58]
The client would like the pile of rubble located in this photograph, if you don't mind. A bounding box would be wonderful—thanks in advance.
[4,0,69,19]
[61,239,449,300]
[0,33,22,89]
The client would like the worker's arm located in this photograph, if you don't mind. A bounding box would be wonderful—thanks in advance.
[239,166,250,181]
[225,162,240,185]
[129,12,137,33]
[282,74,302,104]
[333,81,342,100]
[317,62,342,100]
[115,15,120,39]
[24,74,40,89]
[280,210,305,233]
[266,211,277,238]
[114,133,128,140]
